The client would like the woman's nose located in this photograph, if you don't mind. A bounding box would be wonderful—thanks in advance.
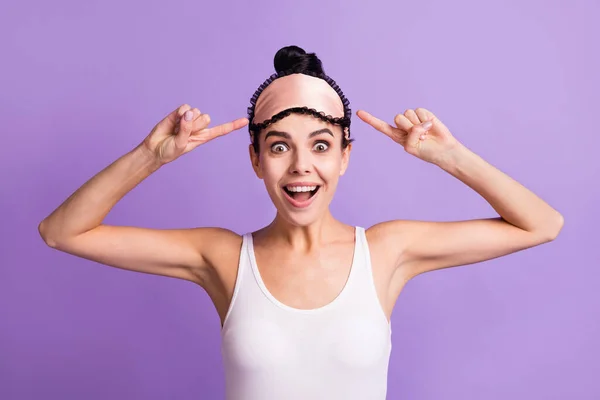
[289,150,312,175]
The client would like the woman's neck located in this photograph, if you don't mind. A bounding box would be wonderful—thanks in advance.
[255,211,351,253]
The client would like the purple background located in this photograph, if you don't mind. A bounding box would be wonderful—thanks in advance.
[2,0,598,399]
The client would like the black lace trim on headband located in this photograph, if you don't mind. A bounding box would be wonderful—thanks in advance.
[247,68,352,140]
[249,106,350,133]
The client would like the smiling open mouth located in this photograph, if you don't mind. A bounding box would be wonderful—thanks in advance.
[281,185,321,208]
[283,185,321,201]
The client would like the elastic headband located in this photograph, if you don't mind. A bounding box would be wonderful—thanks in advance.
[247,70,352,142]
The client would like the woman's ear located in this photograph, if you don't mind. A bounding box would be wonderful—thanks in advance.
[249,144,263,179]
[340,143,352,176]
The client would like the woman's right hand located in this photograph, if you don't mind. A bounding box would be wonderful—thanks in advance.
[142,104,249,165]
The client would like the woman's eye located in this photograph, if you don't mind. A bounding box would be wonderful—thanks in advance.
[271,143,288,153]
[313,142,329,152]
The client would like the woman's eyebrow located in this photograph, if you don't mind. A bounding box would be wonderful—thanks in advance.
[264,128,334,141]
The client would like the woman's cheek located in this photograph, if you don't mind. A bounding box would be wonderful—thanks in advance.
[261,157,287,182]
[317,155,342,175]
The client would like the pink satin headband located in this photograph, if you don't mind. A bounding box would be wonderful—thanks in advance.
[253,73,346,127]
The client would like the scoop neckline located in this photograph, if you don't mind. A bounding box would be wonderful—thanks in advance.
[247,227,359,314]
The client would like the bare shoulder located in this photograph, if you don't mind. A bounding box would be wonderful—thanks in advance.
[187,227,243,284]
[365,220,426,284]
[363,222,418,317]
[365,221,412,267]
[187,227,244,324]
[366,219,440,259]
[363,222,408,289]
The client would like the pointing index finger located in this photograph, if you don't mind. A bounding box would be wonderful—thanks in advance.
[356,110,398,138]
[202,117,249,139]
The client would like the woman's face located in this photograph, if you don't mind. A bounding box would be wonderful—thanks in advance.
[249,114,352,226]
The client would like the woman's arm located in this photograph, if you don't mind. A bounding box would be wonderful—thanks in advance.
[370,141,563,280]
[39,105,248,285]
[39,143,161,247]
[359,108,563,280]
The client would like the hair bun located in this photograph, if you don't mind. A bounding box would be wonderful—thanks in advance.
[273,45,324,75]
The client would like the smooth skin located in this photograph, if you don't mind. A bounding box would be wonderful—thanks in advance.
[38,103,564,327]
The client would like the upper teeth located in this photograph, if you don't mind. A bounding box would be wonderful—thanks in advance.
[287,185,318,192]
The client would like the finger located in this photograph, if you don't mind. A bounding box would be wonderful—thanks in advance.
[179,107,201,120]
[404,109,421,125]
[191,117,249,141]
[410,119,434,142]
[190,113,212,134]
[174,110,194,148]
[175,107,201,134]
[172,104,194,126]
[178,109,211,135]
[177,104,193,118]
[157,104,192,131]
[407,128,423,149]
[186,108,202,123]
[415,108,434,123]
[356,110,397,138]
[406,120,432,149]
[166,104,191,121]
[393,113,413,132]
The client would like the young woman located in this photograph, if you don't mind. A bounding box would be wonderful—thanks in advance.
[38,46,564,399]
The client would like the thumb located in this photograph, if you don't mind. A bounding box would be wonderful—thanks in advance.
[408,119,433,148]
[414,119,433,134]
[174,110,194,149]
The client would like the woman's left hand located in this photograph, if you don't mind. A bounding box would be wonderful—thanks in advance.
[357,108,460,165]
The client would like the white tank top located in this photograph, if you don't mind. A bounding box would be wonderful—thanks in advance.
[220,227,392,400]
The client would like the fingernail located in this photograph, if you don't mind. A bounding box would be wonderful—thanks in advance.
[422,120,433,130]
[184,110,193,121]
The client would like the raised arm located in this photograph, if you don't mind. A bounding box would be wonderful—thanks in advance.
[38,104,248,286]
[359,108,564,280]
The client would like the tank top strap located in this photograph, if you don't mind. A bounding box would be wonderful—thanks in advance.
[348,226,392,332]
[352,226,372,281]
[220,232,252,331]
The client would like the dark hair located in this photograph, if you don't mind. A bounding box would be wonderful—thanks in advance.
[247,45,354,153]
